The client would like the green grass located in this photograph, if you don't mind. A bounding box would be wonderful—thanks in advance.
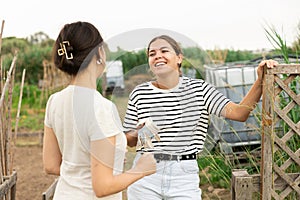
[198,155,232,188]
[12,106,45,133]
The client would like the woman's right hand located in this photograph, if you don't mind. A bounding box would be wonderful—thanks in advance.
[257,59,278,82]
[133,153,156,176]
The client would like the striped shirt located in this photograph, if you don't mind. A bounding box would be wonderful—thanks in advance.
[123,76,230,155]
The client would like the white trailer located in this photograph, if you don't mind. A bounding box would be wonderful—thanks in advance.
[104,60,125,95]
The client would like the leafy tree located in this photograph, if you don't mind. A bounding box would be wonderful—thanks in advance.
[183,46,211,66]
[225,49,260,62]
[2,34,54,84]
[19,45,53,84]
[108,48,148,75]
[1,37,30,56]
[27,31,51,45]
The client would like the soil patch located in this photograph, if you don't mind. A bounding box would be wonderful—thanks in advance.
[13,145,57,200]
[13,139,231,199]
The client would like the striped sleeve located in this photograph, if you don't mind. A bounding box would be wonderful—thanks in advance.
[123,92,139,132]
[201,81,230,116]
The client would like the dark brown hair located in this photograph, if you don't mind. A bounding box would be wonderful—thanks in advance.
[53,21,104,75]
[147,35,183,55]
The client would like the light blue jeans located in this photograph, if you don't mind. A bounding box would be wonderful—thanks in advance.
[127,153,202,200]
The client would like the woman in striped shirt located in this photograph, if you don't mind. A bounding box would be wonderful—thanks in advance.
[123,35,278,200]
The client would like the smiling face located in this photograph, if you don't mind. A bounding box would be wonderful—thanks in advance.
[147,38,182,77]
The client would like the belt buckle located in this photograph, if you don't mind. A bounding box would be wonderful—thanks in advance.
[154,154,163,163]
[177,155,182,161]
[158,154,164,160]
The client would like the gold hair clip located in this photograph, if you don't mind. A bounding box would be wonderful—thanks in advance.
[57,41,73,60]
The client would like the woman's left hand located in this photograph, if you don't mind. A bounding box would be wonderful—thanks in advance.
[257,59,279,82]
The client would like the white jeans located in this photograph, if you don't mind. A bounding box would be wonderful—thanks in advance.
[127,153,202,200]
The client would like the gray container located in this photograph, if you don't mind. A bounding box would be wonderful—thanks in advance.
[204,56,299,154]
[205,62,261,154]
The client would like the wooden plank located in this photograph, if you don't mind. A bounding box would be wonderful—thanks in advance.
[235,177,253,200]
[267,64,300,199]
[275,106,300,137]
[0,171,17,199]
[274,74,297,96]
[274,76,300,105]
[270,189,281,200]
[231,171,300,199]
[280,101,296,117]
[273,165,300,194]
[280,185,294,200]
[42,178,58,200]
[277,149,300,174]
[268,64,300,74]
[231,170,253,200]
[274,136,300,167]
[274,173,300,191]
[261,70,275,200]
[281,129,295,144]
[247,173,299,192]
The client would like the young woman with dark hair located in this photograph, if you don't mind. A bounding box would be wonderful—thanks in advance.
[43,21,156,200]
[123,34,278,200]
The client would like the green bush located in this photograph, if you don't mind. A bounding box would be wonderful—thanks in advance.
[12,83,44,109]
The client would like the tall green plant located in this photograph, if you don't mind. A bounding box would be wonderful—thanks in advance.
[264,24,291,63]
[264,24,299,126]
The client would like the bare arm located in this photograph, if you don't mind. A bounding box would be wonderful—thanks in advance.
[91,135,155,198]
[43,126,62,175]
[221,60,278,122]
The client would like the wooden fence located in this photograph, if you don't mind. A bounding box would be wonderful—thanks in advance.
[40,60,69,106]
[0,20,24,200]
[231,64,300,200]
[0,171,17,199]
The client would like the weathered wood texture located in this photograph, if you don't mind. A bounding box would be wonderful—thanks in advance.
[262,64,300,200]
[0,171,17,199]
[232,64,300,200]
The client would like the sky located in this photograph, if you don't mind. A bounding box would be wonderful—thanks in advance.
[1,0,300,51]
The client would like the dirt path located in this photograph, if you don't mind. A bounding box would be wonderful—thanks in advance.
[13,145,57,200]
[13,144,230,200]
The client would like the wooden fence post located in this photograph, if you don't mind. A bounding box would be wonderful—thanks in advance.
[261,64,300,199]
[231,169,253,200]
[261,65,275,200]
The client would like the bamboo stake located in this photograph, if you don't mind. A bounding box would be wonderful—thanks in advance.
[0,60,2,95]
[0,20,4,184]
[10,69,26,173]
[0,96,3,184]
[40,60,48,107]
[0,20,4,101]
[6,65,16,176]
[0,54,17,179]
[0,20,4,55]
[0,55,17,108]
